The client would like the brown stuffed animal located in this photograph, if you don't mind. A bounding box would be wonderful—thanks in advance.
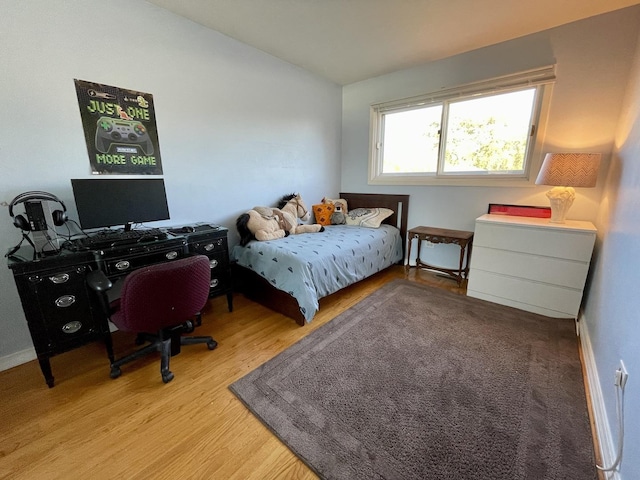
[236,193,324,246]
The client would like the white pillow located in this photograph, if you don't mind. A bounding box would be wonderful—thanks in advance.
[344,208,393,228]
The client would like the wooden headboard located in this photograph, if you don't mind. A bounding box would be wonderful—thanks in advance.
[340,192,410,257]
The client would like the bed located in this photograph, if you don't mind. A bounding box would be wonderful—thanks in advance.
[231,193,409,325]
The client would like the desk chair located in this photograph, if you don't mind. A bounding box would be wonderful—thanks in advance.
[88,255,217,383]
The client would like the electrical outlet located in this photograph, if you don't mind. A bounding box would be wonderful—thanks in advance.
[615,360,629,389]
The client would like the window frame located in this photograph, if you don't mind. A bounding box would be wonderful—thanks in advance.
[368,66,555,187]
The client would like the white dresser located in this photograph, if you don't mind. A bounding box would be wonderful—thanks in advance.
[467,214,597,318]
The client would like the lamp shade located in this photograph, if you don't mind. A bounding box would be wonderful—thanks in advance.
[535,153,601,187]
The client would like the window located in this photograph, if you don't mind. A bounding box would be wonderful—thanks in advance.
[369,66,555,186]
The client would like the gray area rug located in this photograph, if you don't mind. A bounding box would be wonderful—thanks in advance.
[230,280,597,479]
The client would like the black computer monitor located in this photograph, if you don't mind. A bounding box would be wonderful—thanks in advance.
[71,178,170,231]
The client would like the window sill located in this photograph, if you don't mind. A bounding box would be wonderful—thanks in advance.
[368,174,538,188]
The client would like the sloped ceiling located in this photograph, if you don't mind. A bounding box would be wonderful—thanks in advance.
[146,0,640,85]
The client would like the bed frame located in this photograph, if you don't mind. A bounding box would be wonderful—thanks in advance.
[233,193,410,326]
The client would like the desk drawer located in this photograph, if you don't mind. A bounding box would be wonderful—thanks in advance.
[191,236,227,255]
[20,265,104,355]
[103,247,187,277]
[207,252,230,295]
[184,230,231,300]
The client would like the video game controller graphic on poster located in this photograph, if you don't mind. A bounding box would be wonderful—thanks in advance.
[95,116,154,155]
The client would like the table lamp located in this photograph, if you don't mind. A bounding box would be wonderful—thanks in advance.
[535,153,601,224]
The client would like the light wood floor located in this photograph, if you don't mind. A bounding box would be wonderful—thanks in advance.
[1,267,598,479]
[0,266,463,480]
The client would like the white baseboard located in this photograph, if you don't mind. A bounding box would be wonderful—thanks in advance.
[578,318,622,480]
[1,316,620,479]
[0,321,118,374]
[0,347,36,372]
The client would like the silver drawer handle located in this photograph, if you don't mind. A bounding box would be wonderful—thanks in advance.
[210,259,218,268]
[55,295,76,308]
[204,243,215,252]
[62,321,82,334]
[115,260,130,271]
[49,273,70,284]
[165,251,178,260]
[210,279,219,288]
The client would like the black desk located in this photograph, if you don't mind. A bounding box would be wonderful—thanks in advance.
[7,224,232,387]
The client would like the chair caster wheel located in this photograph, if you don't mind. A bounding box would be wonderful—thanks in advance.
[162,371,174,383]
[110,366,122,379]
[207,340,218,350]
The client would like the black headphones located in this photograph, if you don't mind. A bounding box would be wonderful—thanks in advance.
[9,191,68,231]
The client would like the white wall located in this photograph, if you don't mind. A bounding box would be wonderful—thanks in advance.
[341,7,640,476]
[0,0,342,365]
[341,8,640,268]
[582,27,640,480]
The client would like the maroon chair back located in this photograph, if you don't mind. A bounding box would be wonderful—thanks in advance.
[112,255,211,333]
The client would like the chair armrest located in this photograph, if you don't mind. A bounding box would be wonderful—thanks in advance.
[86,269,113,292]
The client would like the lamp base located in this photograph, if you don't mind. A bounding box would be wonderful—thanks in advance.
[546,186,575,224]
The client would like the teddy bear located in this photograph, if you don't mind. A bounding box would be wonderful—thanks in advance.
[330,203,346,225]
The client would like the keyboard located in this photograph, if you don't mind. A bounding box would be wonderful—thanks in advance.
[166,224,220,234]
[71,228,167,250]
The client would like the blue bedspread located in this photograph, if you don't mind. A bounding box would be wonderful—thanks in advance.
[231,224,403,322]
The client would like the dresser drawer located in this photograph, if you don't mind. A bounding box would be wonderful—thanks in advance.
[467,270,583,317]
[474,222,595,262]
[468,214,596,319]
[469,245,590,289]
